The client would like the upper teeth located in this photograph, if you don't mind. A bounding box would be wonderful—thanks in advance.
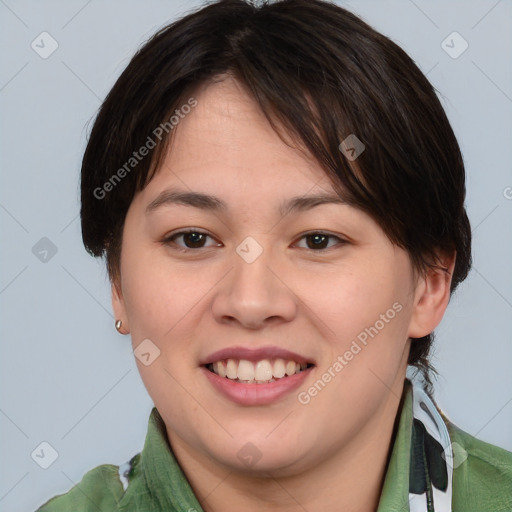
[210,359,308,383]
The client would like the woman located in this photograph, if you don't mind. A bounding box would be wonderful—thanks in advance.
[36,0,512,510]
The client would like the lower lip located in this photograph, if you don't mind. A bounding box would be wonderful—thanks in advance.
[201,366,314,406]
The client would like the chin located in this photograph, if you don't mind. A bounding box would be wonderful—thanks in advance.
[203,437,312,477]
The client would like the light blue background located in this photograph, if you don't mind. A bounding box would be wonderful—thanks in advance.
[1,1,511,510]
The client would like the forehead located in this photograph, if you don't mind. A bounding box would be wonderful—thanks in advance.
[149,77,337,199]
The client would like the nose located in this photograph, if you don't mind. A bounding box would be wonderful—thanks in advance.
[210,239,297,330]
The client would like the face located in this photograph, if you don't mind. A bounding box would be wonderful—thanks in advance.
[113,76,430,477]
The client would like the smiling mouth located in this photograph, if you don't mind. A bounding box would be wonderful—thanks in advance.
[205,358,314,384]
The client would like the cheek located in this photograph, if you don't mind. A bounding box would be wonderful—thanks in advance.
[304,260,409,345]
[307,256,413,401]
[120,246,219,346]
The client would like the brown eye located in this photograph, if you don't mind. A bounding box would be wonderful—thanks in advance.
[179,232,207,248]
[163,230,220,251]
[305,233,329,249]
[295,232,347,251]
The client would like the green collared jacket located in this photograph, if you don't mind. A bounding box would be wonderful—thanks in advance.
[35,379,512,511]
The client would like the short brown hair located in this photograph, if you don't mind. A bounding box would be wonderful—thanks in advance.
[80,0,472,391]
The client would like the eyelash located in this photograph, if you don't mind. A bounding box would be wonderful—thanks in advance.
[162,229,348,253]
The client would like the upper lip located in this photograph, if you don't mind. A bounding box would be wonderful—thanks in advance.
[200,346,315,366]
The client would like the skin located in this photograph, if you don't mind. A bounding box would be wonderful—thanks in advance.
[112,75,455,512]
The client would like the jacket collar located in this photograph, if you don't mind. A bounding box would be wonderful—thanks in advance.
[377,378,453,512]
[123,377,452,511]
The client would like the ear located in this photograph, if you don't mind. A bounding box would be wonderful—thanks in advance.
[408,251,456,339]
[111,278,130,334]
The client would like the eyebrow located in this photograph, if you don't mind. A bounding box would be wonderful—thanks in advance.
[145,187,346,217]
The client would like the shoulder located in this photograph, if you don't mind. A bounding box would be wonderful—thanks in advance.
[444,416,512,511]
[34,455,140,512]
